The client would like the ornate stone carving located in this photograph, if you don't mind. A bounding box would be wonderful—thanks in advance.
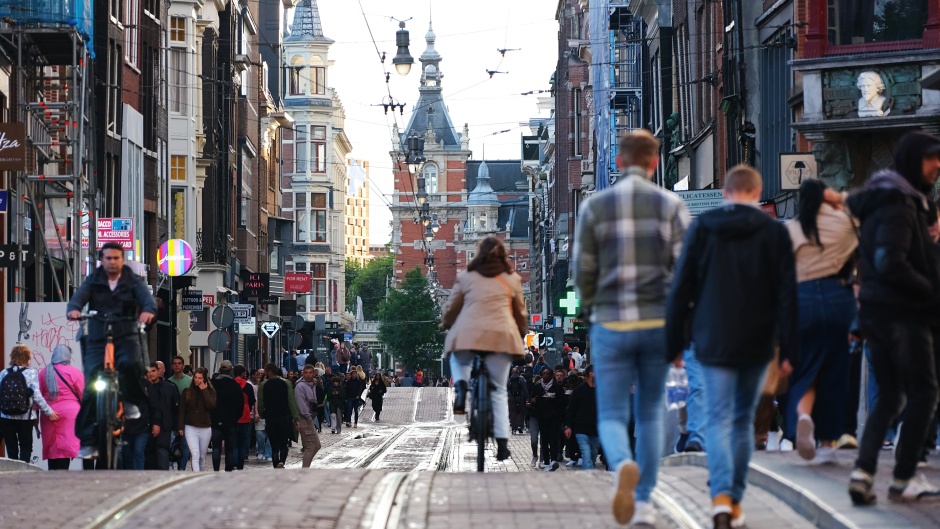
[812,141,854,189]
[822,66,922,119]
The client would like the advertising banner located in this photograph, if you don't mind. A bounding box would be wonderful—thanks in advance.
[285,273,312,293]
[0,123,26,171]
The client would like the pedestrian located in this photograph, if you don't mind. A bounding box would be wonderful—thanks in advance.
[258,362,300,468]
[252,368,271,461]
[508,367,529,435]
[179,367,216,472]
[844,131,940,504]
[525,369,540,467]
[667,165,797,529]
[120,378,151,470]
[145,361,178,470]
[345,367,367,428]
[329,341,340,374]
[167,355,192,470]
[399,372,414,387]
[294,364,322,467]
[532,355,550,379]
[233,364,256,470]
[566,364,600,469]
[359,344,373,378]
[328,374,346,434]
[368,373,387,421]
[573,129,690,526]
[313,374,327,432]
[529,367,565,471]
[1,344,59,464]
[210,360,244,472]
[37,345,82,470]
[441,235,529,462]
[336,344,351,374]
[783,178,859,464]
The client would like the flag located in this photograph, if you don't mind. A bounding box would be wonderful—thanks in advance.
[348,159,367,196]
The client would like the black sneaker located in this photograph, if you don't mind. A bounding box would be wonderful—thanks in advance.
[676,432,690,453]
[496,438,511,461]
[684,441,704,453]
[849,469,876,506]
[713,512,732,529]
[453,380,468,415]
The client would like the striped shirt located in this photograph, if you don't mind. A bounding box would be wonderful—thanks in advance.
[573,167,690,323]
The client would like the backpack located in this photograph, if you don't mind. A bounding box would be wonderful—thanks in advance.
[508,376,523,397]
[0,367,33,416]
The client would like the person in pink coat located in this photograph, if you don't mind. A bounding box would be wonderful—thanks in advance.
[38,345,84,470]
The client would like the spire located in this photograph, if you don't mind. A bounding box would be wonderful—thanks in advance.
[468,161,499,205]
[401,19,461,150]
[286,0,334,43]
[421,21,441,62]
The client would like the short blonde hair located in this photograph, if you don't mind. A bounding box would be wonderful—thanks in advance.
[618,129,660,169]
[9,344,31,367]
[724,165,762,194]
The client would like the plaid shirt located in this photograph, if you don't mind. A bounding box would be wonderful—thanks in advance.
[573,167,690,323]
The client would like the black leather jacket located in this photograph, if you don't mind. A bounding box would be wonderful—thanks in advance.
[66,265,157,343]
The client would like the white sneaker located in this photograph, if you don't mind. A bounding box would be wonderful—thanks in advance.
[796,414,816,461]
[779,439,794,452]
[256,454,263,461]
[530,457,538,468]
[612,460,639,525]
[811,446,837,465]
[889,474,940,502]
[629,501,656,527]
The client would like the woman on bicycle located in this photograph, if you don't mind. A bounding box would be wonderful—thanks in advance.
[441,236,529,461]
[179,367,216,471]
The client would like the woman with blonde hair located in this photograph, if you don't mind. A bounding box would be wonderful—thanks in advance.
[441,235,528,461]
[1,344,59,464]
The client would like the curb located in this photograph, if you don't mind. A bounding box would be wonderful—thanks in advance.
[661,453,859,529]
[0,457,43,472]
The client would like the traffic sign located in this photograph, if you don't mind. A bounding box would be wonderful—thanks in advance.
[229,303,253,324]
[260,321,281,338]
[207,329,231,352]
[211,305,235,328]
[289,315,304,330]
[289,334,302,348]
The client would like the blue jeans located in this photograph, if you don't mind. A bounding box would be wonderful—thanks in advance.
[684,345,707,449]
[591,325,670,502]
[255,429,271,459]
[575,433,601,469]
[701,363,768,503]
[169,430,191,470]
[786,278,856,442]
[121,431,148,470]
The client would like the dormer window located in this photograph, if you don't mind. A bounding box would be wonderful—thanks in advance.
[423,163,438,193]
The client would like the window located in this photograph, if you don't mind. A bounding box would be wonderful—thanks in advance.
[311,126,326,172]
[310,67,326,95]
[573,88,582,156]
[124,0,139,67]
[170,17,185,42]
[828,0,928,45]
[107,41,120,133]
[294,192,327,242]
[109,0,120,20]
[169,48,186,113]
[240,197,248,227]
[294,126,307,173]
[424,163,438,193]
[170,155,186,180]
[289,55,305,95]
[311,263,327,312]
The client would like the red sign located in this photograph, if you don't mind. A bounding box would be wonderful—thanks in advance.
[760,202,778,217]
[530,314,542,326]
[97,218,134,250]
[285,273,312,293]
[202,294,215,307]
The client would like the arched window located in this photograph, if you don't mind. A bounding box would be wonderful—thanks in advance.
[289,55,306,95]
[424,163,438,193]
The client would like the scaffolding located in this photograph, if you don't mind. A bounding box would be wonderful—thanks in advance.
[0,0,95,301]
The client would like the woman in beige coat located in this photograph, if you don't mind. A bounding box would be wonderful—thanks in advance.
[441,236,528,460]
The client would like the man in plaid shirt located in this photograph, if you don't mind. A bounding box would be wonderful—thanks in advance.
[573,129,690,527]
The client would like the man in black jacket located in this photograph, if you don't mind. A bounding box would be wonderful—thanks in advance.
[565,364,599,469]
[507,367,529,435]
[844,131,940,505]
[666,165,796,529]
[145,362,179,470]
[210,360,245,472]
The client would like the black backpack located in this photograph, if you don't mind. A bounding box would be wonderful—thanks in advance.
[0,367,34,416]
[508,376,523,397]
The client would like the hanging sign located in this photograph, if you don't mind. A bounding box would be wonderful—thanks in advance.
[284,273,311,293]
[158,238,195,276]
[0,123,26,171]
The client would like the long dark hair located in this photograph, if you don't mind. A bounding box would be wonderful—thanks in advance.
[467,236,513,277]
[797,179,827,247]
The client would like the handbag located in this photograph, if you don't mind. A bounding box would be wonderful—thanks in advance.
[53,366,81,401]
[169,435,183,463]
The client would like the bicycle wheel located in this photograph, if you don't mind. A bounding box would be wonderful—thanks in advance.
[96,373,122,469]
[476,372,488,472]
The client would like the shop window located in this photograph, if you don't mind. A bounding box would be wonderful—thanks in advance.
[828,0,928,45]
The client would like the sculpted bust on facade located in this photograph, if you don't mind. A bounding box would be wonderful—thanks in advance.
[856,71,889,117]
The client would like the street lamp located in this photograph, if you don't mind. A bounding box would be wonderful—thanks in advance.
[423,225,435,242]
[430,213,440,234]
[392,21,414,76]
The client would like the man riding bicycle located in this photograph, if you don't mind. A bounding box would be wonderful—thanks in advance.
[66,242,157,459]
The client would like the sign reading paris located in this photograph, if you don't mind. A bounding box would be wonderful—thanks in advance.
[158,239,195,277]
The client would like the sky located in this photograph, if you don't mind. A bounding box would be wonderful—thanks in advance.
[316,0,559,245]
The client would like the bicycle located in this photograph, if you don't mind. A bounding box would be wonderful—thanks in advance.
[79,311,146,469]
[466,352,495,472]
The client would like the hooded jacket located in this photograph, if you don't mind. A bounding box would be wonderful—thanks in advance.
[66,264,158,341]
[846,169,940,323]
[211,374,246,429]
[666,203,798,367]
